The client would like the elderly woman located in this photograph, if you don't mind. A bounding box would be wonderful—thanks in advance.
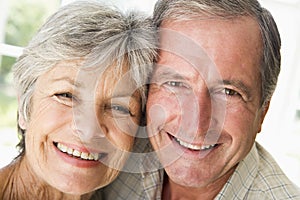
[0,1,156,199]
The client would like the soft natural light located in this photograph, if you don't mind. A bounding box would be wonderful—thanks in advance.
[0,0,299,187]
[257,0,300,187]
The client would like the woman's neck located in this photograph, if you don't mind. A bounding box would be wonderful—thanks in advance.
[0,156,93,200]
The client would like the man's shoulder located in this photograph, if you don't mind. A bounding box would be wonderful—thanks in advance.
[249,143,300,199]
[218,143,300,199]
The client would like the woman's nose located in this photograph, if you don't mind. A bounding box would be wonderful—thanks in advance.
[72,104,106,142]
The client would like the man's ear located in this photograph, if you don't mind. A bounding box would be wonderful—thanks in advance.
[257,101,270,133]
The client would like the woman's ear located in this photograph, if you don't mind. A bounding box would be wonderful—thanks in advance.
[17,96,27,130]
[18,110,27,130]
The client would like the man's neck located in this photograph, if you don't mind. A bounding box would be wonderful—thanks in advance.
[162,167,235,200]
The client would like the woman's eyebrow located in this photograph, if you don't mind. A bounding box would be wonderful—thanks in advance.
[52,77,82,87]
[110,90,141,101]
[52,77,75,85]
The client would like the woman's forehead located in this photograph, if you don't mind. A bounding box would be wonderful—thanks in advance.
[96,64,139,100]
[37,60,138,99]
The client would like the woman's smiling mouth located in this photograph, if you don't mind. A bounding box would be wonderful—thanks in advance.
[53,142,107,161]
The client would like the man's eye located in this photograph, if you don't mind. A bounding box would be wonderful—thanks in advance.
[224,88,239,96]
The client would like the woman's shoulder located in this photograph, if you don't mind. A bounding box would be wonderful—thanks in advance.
[0,158,21,195]
[0,163,13,198]
[0,163,13,182]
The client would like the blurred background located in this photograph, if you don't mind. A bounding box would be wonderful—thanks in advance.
[0,0,299,186]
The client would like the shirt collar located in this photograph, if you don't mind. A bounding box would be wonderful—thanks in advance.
[215,143,259,199]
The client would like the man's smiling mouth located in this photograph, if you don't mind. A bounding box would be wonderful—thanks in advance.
[54,142,107,161]
[172,136,218,151]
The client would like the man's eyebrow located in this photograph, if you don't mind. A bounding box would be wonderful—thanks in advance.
[151,68,185,82]
[221,79,252,98]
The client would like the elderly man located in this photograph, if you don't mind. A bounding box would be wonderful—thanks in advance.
[95,0,300,199]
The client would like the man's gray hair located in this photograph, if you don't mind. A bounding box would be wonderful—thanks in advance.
[153,0,281,107]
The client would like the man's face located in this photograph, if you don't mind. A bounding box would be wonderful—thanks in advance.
[147,16,268,188]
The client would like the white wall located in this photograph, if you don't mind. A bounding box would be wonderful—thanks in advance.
[258,0,300,186]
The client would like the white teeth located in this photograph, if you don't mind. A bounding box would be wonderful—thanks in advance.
[73,149,81,157]
[67,147,73,155]
[91,153,99,160]
[200,144,216,150]
[81,152,89,160]
[174,137,216,151]
[88,154,94,160]
[56,142,99,161]
[57,143,67,153]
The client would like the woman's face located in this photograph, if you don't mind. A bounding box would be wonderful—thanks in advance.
[20,60,141,194]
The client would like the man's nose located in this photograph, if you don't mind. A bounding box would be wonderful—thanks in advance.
[179,87,213,140]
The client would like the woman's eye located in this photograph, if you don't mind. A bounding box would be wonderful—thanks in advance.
[166,81,185,87]
[55,92,73,99]
[54,92,74,106]
[109,105,132,116]
[57,93,73,99]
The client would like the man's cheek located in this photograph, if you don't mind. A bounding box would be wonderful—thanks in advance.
[147,97,181,135]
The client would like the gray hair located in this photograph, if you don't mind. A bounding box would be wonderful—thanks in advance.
[13,0,157,155]
[153,0,281,107]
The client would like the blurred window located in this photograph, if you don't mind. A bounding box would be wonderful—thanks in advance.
[0,0,60,167]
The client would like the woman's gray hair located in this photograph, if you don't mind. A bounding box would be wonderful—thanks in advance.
[13,0,157,155]
[153,0,281,107]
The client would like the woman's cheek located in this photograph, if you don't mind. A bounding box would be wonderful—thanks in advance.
[102,118,135,151]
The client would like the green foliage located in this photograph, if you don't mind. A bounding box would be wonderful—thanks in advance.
[0,87,17,128]
[5,1,49,47]
[0,56,16,78]
[1,0,59,82]
[0,0,59,129]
